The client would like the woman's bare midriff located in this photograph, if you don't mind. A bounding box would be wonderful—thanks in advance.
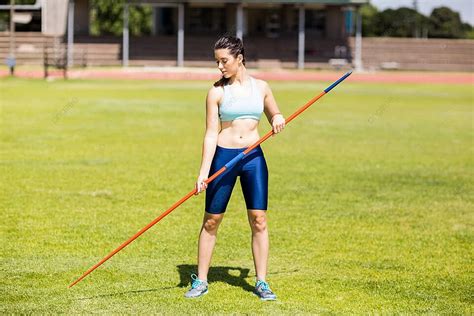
[217,119,260,148]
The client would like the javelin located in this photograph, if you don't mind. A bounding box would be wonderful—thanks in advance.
[68,70,352,288]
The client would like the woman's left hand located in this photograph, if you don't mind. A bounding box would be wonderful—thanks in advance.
[272,114,285,135]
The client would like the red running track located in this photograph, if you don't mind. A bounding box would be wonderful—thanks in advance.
[0,68,472,84]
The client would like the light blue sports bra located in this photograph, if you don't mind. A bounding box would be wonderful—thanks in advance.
[219,77,264,122]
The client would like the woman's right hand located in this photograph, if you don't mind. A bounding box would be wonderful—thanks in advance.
[195,174,208,195]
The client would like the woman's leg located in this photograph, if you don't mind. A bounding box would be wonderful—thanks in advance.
[247,209,269,281]
[198,211,225,281]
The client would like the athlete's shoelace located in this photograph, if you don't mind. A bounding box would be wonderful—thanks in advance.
[191,274,204,289]
[257,281,270,292]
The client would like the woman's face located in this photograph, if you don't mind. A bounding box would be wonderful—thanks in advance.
[214,48,242,78]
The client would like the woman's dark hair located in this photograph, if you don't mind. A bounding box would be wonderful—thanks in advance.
[213,36,245,87]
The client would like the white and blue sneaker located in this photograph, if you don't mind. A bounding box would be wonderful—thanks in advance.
[254,280,277,301]
[184,274,208,298]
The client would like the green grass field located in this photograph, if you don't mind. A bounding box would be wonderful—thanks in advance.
[1,76,472,314]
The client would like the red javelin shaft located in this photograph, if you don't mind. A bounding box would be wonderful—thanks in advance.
[68,71,352,288]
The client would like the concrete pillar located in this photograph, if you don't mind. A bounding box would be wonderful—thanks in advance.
[8,0,15,76]
[298,5,305,69]
[177,3,184,67]
[354,9,363,72]
[236,3,243,40]
[67,0,74,67]
[123,3,129,67]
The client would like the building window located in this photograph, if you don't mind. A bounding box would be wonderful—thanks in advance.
[306,9,326,37]
[186,8,225,35]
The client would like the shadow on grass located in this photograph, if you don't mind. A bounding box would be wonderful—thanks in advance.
[77,265,298,300]
[77,287,175,300]
[177,264,254,293]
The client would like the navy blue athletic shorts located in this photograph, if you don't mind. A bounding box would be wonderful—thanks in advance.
[205,145,268,214]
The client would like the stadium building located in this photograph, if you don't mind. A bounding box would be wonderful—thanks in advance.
[0,0,367,69]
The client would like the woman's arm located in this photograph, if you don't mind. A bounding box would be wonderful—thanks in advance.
[196,86,221,194]
[261,81,285,134]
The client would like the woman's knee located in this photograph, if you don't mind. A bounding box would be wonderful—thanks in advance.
[249,212,267,233]
[203,214,223,233]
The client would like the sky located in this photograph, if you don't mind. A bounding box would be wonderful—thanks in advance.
[370,0,474,25]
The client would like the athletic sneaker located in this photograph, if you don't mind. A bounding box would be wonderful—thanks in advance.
[254,280,277,301]
[184,274,208,298]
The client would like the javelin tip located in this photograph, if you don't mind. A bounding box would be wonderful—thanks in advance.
[323,70,353,93]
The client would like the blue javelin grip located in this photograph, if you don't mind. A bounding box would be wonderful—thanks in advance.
[324,70,353,93]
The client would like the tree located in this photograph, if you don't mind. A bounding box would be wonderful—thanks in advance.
[360,3,378,37]
[428,7,465,38]
[358,4,472,39]
[372,7,429,37]
[90,0,152,36]
[462,23,474,39]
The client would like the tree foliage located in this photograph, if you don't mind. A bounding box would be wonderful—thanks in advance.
[360,4,472,39]
[373,7,429,37]
[428,7,469,38]
[360,3,378,37]
[90,0,152,36]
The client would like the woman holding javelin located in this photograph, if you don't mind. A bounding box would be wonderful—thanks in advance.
[185,36,285,300]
